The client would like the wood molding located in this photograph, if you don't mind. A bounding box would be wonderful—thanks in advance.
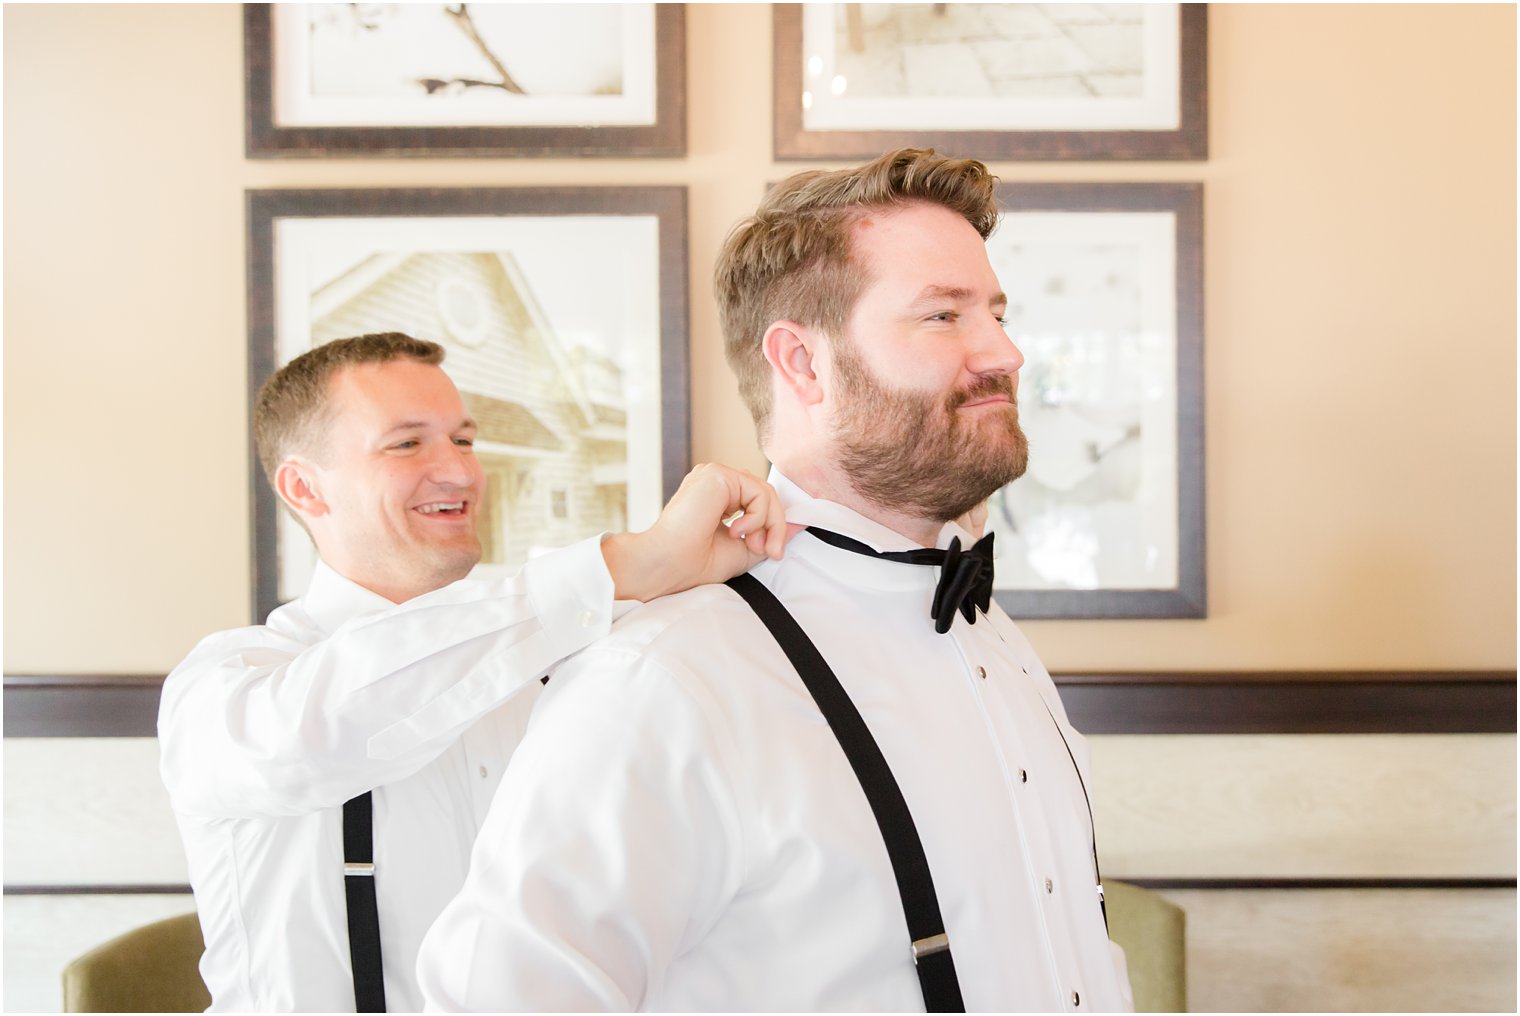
[5,675,166,738]
[1056,671,1516,734]
[5,671,1514,738]
[1124,876,1518,892]
[3,884,193,896]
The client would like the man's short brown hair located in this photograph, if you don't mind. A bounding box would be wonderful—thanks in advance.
[713,148,1000,438]
[252,332,445,488]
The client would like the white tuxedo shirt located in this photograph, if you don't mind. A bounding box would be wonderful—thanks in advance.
[419,473,1133,1012]
[159,536,617,1011]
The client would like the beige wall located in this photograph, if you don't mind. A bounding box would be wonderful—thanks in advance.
[4,4,1515,1013]
[4,3,1514,673]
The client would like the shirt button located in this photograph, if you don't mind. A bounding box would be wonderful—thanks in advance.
[1020,769,1028,783]
[478,766,488,779]
[1045,877,1054,894]
[977,666,987,680]
[1072,991,1081,1006]
[578,609,596,628]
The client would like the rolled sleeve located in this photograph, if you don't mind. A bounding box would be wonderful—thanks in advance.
[162,536,621,816]
[365,536,617,762]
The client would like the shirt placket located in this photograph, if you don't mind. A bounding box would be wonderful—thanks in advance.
[951,622,1088,1012]
[458,722,505,823]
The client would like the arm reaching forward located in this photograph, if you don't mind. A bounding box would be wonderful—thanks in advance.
[161,464,790,820]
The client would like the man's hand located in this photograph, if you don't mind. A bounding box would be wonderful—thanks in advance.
[600,464,796,602]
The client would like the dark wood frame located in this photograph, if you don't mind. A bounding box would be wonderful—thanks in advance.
[245,4,687,158]
[773,3,1207,162]
[246,186,690,622]
[992,181,1205,619]
[7,672,1513,739]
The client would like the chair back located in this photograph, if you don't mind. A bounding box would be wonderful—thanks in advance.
[1105,879,1188,1012]
[62,911,211,1013]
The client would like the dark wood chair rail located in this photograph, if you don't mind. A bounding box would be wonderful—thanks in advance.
[5,671,1514,738]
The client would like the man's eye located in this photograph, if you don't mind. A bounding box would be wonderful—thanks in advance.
[454,437,475,448]
[929,311,956,322]
[393,440,419,450]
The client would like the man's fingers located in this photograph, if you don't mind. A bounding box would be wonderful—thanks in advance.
[703,465,788,561]
[652,463,792,588]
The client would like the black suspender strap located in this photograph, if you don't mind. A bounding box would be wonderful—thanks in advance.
[725,573,965,1013]
[342,791,387,1013]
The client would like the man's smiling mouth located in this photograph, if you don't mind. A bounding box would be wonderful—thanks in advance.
[415,502,467,516]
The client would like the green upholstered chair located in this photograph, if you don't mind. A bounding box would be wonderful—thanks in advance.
[1105,879,1188,1012]
[62,911,210,1013]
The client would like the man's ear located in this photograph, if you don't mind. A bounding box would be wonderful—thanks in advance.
[762,321,825,407]
[274,458,330,520]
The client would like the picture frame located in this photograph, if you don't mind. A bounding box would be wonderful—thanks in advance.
[988,182,1204,618]
[246,187,690,621]
[245,4,686,157]
[773,3,1207,161]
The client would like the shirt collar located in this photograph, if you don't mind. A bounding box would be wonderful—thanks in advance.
[769,468,973,553]
[300,560,398,636]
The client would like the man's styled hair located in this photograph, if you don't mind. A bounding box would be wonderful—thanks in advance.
[713,148,1000,437]
[252,332,445,487]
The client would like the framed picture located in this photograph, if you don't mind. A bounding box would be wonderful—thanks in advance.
[774,3,1207,161]
[987,182,1204,618]
[246,187,689,620]
[245,4,686,157]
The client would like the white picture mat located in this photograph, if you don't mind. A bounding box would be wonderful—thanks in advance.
[273,4,658,127]
[273,215,664,601]
[801,3,1180,131]
[986,210,1179,591]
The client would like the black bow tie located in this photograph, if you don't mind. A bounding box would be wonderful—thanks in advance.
[807,527,996,634]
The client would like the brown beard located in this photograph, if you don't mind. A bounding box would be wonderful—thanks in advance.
[830,338,1029,522]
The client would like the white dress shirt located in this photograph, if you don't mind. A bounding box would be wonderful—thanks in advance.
[159,536,617,1012]
[419,472,1133,1013]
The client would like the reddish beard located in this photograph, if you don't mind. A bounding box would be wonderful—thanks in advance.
[830,340,1029,522]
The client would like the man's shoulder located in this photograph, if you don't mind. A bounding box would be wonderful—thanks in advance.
[163,601,321,687]
[598,581,760,659]
[541,579,787,703]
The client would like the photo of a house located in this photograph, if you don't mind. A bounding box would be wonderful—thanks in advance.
[264,208,669,604]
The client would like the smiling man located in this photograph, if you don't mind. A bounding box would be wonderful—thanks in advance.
[158,333,790,1012]
[418,151,1133,1012]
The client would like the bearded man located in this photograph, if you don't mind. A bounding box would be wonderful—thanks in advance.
[418,150,1134,1012]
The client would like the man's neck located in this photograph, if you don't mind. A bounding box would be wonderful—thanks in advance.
[778,459,944,548]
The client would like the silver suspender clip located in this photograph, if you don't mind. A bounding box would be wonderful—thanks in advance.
[343,862,375,877]
[911,933,950,963]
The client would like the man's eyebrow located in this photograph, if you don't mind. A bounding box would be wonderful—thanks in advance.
[379,417,477,437]
[909,285,1009,307]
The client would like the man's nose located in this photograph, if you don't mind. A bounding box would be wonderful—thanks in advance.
[426,441,476,486]
[967,313,1025,376]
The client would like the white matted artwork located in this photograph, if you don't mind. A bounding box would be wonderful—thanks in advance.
[773,3,1206,161]
[273,4,656,127]
[988,213,1175,589]
[243,5,685,156]
[245,188,688,617]
[988,183,1204,618]
[802,3,1180,132]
